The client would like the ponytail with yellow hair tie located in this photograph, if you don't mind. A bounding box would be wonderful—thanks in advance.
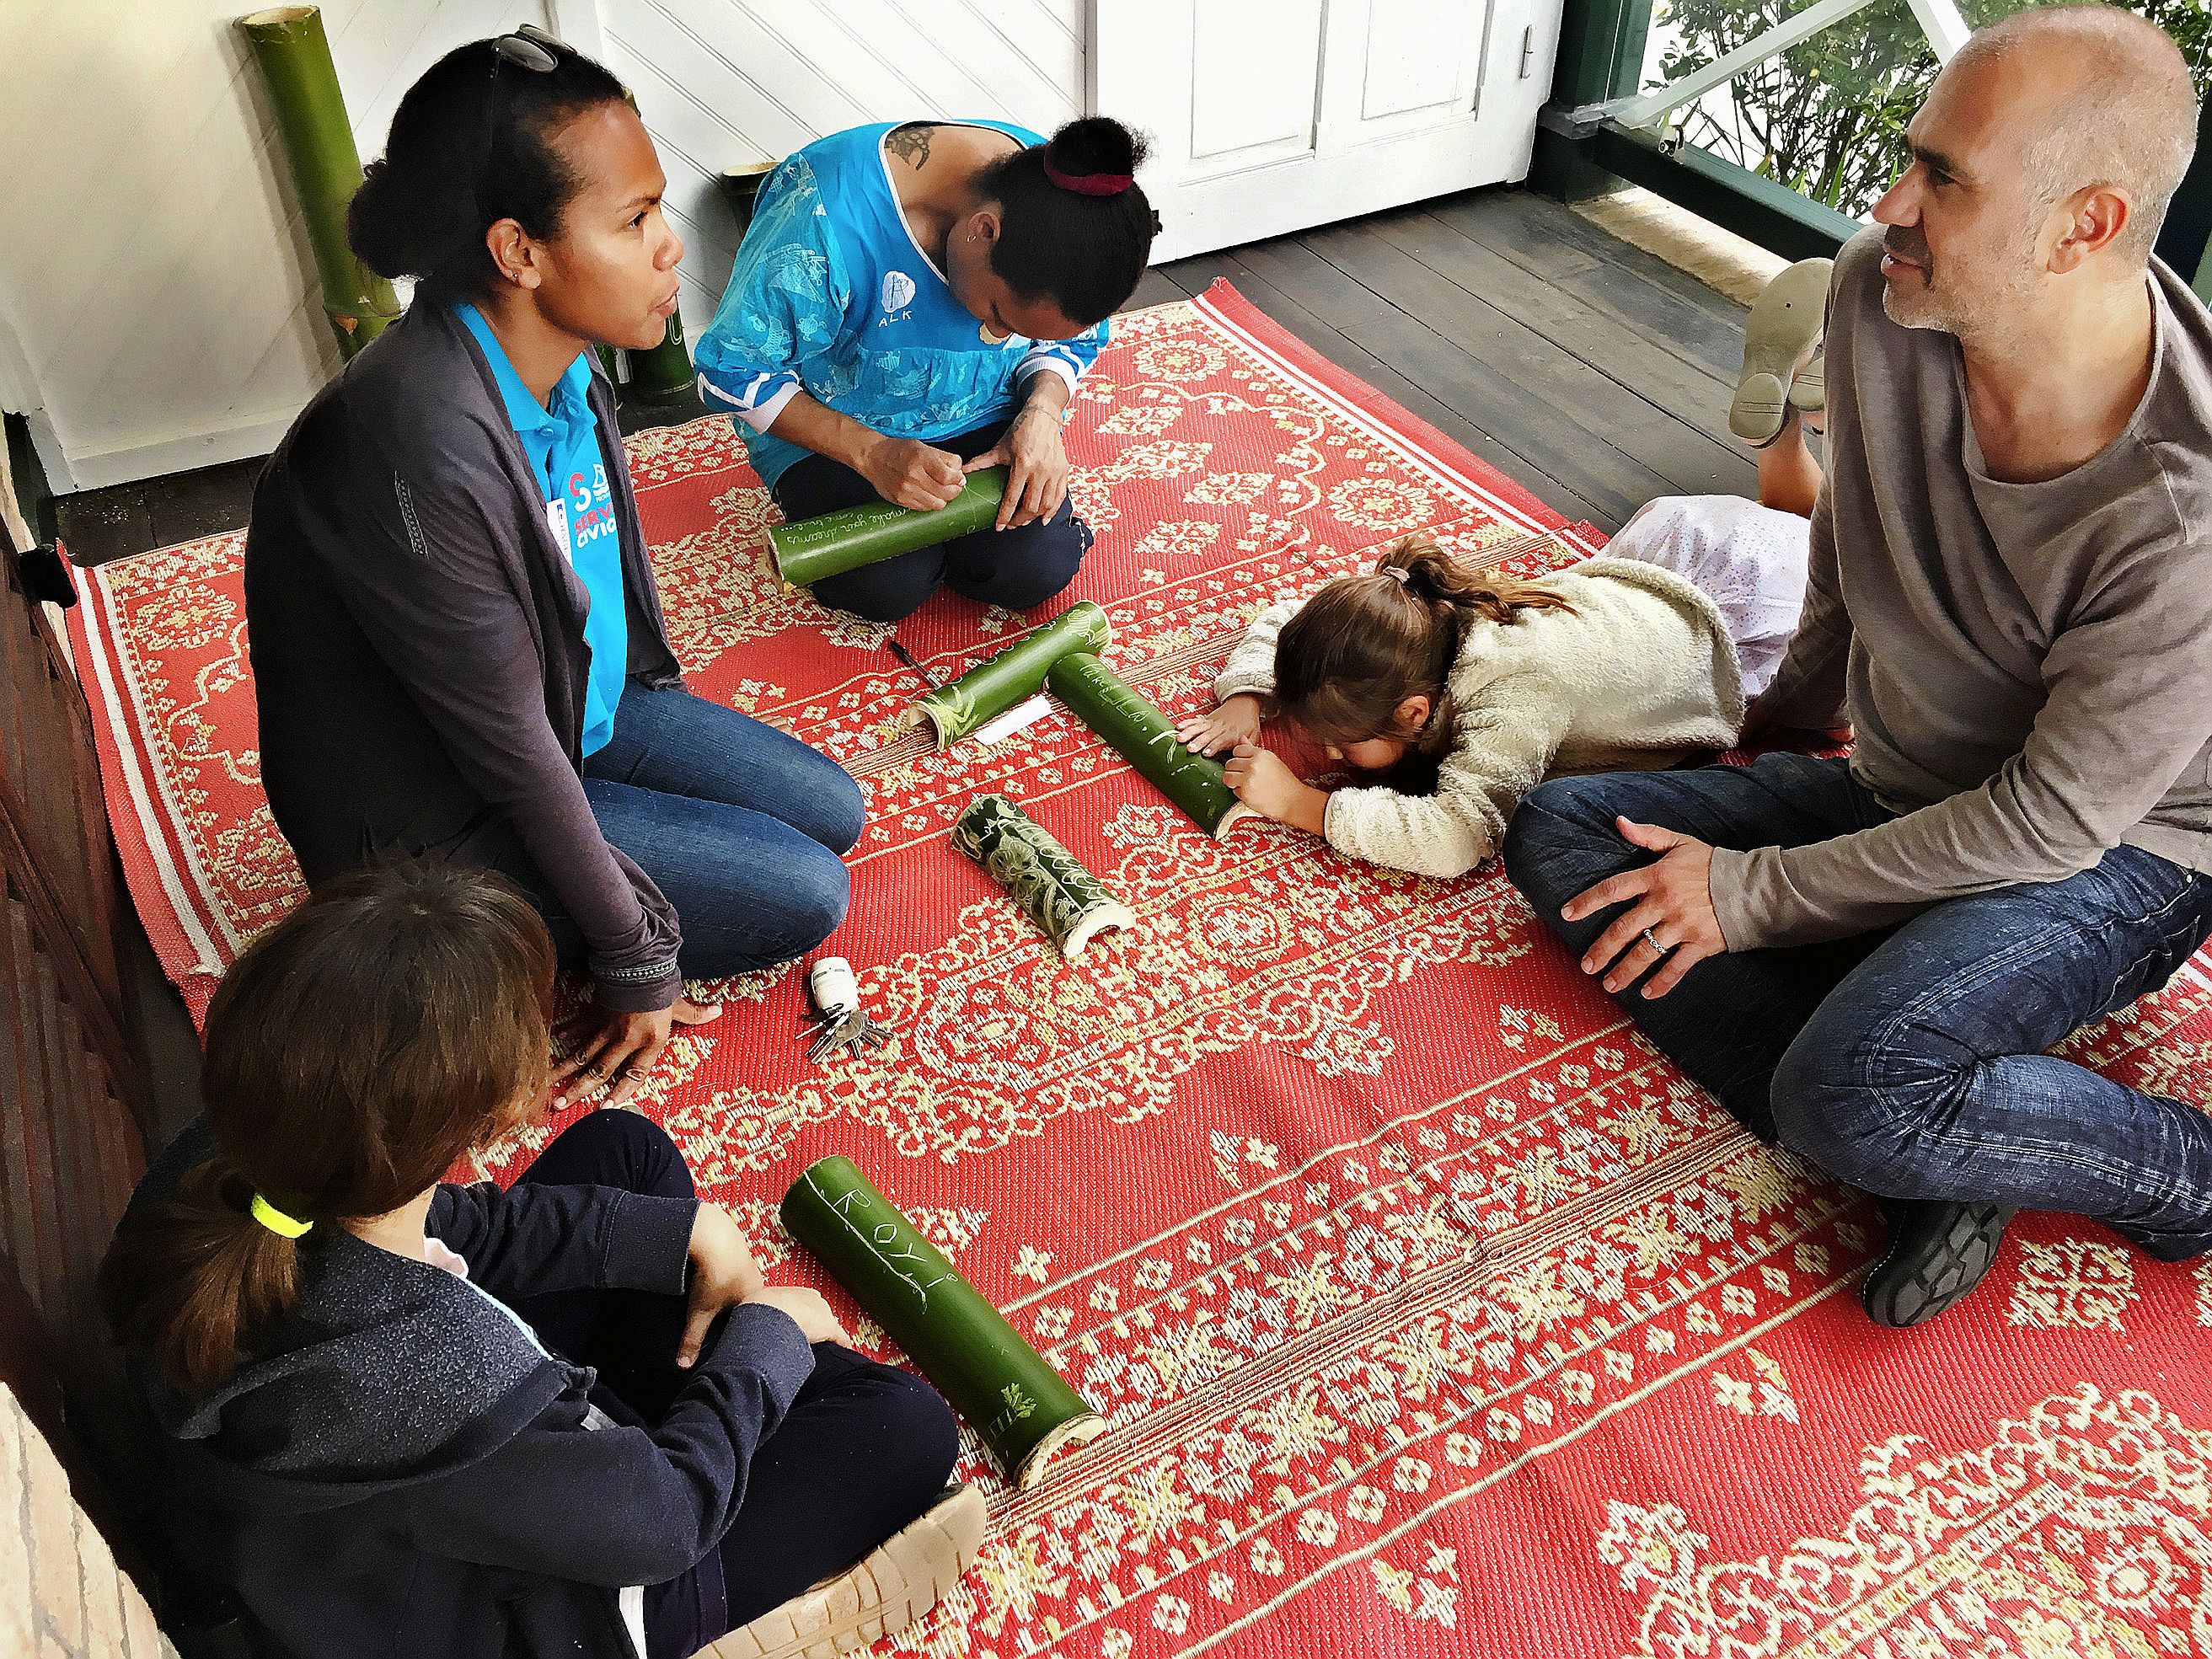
[249,1193,313,1239]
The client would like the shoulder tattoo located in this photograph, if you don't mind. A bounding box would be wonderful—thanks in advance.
[885,124,935,169]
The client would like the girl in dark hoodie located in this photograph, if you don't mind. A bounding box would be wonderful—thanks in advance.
[99,862,980,1658]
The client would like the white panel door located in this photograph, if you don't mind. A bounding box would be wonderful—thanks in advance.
[1094,0,1564,261]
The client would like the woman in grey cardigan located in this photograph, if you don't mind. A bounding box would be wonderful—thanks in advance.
[245,33,861,1097]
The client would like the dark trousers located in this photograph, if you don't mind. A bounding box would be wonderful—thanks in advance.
[1502,753,2212,1259]
[772,415,1092,623]
[505,1112,960,1658]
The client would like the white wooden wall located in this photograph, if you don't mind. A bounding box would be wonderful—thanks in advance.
[0,0,554,492]
[0,0,1084,493]
[576,0,1083,358]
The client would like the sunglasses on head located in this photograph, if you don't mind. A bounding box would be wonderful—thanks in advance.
[476,26,566,218]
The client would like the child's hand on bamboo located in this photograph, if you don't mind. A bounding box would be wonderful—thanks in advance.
[1176,693,1263,756]
[1224,741,1329,834]
[678,1203,768,1367]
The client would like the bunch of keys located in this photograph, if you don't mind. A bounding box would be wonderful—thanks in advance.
[802,956,891,1063]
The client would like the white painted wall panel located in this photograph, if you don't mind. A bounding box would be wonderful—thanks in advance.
[0,0,555,490]
[594,0,1085,341]
[0,0,1084,489]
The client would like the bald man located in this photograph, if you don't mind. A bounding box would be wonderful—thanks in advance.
[1505,6,2212,1328]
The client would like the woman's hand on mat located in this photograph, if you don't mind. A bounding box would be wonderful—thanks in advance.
[967,404,1070,530]
[554,995,725,1108]
[1176,694,1263,757]
[1561,819,1727,999]
[743,1285,849,1348]
[863,435,967,511]
[678,1203,769,1367]
[1225,741,1329,834]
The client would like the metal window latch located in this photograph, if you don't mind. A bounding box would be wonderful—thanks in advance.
[1519,25,1537,79]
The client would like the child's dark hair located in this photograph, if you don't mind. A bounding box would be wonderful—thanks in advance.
[98,863,556,1396]
[1275,533,1577,758]
[977,116,1159,326]
[346,31,628,301]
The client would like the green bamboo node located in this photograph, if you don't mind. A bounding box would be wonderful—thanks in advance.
[781,1157,1105,1489]
[239,7,400,358]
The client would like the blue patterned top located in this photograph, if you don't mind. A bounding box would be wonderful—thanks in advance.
[692,120,1106,488]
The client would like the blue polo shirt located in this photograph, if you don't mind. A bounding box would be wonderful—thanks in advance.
[457,304,626,757]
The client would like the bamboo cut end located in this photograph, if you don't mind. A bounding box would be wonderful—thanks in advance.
[239,6,319,27]
[1012,1413,1106,1491]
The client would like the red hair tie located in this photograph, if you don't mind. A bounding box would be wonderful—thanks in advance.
[1042,158,1133,196]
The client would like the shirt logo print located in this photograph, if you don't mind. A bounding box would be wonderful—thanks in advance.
[881,270,917,313]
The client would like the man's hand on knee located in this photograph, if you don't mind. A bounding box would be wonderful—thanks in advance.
[1560,818,1729,998]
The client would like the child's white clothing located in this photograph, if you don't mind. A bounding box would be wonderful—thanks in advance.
[1609,495,1811,698]
[1216,549,1765,879]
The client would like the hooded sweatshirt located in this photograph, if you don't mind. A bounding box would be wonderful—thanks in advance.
[123,1122,815,1659]
[1215,557,1743,878]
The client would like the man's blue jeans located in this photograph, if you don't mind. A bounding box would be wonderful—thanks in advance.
[498,681,865,978]
[1502,753,2212,1260]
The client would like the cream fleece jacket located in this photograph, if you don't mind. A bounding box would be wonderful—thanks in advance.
[1215,557,1745,878]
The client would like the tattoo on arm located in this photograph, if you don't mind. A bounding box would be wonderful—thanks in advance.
[885,124,935,169]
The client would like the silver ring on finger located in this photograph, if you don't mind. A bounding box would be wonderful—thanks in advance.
[1642,928,1667,953]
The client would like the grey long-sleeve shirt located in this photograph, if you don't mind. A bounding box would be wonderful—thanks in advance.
[1716,229,2212,950]
[245,302,688,1009]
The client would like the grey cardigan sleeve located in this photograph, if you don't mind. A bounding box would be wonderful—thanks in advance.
[337,455,683,1010]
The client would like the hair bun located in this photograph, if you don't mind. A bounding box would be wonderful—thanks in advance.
[1043,116,1149,193]
[347,149,479,280]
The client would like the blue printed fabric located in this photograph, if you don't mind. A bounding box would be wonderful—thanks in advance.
[692,121,1106,488]
[457,304,626,757]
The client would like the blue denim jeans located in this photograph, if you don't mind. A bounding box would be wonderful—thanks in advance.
[495,681,865,978]
[1502,753,2212,1259]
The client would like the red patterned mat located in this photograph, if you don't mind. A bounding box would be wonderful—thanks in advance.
[70,282,2212,1658]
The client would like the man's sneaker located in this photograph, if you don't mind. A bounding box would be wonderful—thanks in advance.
[704,1484,988,1659]
[1861,1199,2015,1329]
[1731,258,1833,445]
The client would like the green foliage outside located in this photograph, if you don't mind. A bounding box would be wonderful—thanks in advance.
[1648,0,2212,217]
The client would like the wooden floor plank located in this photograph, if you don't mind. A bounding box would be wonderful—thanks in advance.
[1122,269,1192,310]
[1160,249,1611,529]
[1294,223,1749,505]
[1432,191,1753,379]
[1368,206,1757,470]
[52,485,153,570]
[144,458,260,549]
[1224,235,1667,528]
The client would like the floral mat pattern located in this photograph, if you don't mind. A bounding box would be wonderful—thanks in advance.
[68,282,2212,1658]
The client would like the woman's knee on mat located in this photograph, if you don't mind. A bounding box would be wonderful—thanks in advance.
[947,514,1090,612]
[811,549,950,624]
[807,763,866,858]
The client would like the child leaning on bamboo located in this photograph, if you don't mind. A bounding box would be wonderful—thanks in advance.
[1176,509,1810,879]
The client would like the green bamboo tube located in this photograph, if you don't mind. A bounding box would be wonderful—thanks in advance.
[951,794,1136,958]
[624,305,696,404]
[772,468,1008,587]
[239,7,400,358]
[719,160,777,240]
[782,1157,1106,1488]
[1045,652,1256,838]
[902,601,1111,749]
[616,87,695,404]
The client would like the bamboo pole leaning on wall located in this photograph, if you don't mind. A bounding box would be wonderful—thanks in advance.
[240,6,401,358]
